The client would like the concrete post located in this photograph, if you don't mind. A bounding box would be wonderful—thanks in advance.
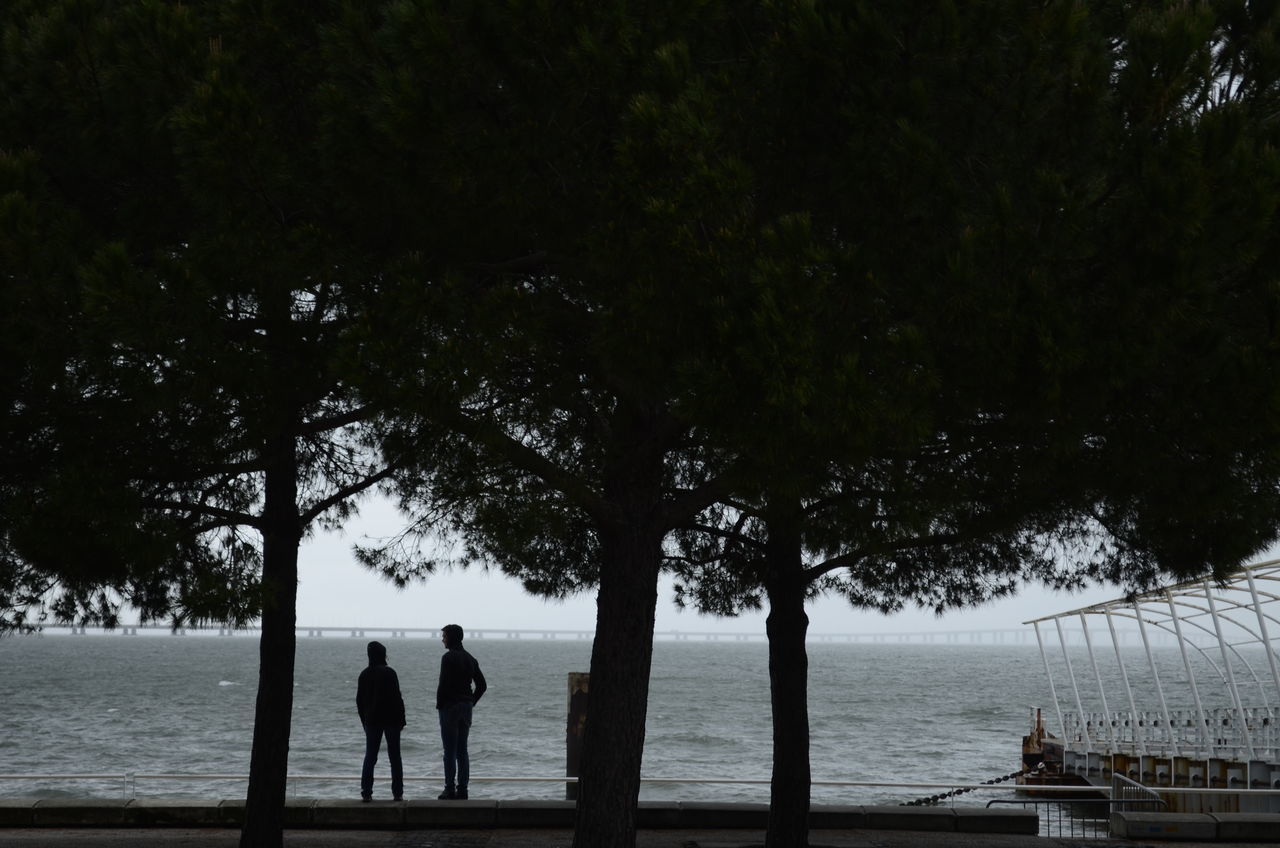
[566,672,589,800]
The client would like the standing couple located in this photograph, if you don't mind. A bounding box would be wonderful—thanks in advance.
[356,624,487,801]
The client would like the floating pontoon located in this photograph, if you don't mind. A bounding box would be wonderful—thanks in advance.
[1023,559,1280,813]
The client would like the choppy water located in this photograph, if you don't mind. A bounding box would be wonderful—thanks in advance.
[0,634,1232,804]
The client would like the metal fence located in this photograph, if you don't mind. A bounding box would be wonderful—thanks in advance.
[985,773,1166,839]
[1111,773,1166,812]
[986,797,1112,839]
[0,772,1103,801]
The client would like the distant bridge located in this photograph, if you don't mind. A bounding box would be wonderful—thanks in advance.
[28,623,1167,645]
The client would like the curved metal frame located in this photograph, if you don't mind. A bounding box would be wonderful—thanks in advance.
[1026,559,1280,761]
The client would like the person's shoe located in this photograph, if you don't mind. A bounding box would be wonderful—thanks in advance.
[456,788,468,800]
[393,795,404,802]
[361,794,372,803]
[438,788,457,800]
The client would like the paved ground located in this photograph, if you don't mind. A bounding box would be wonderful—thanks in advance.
[0,829,1270,848]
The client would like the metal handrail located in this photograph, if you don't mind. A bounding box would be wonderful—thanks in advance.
[0,774,1116,791]
[8,772,1280,806]
[1111,772,1168,812]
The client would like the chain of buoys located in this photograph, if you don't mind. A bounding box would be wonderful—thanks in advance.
[899,763,1044,806]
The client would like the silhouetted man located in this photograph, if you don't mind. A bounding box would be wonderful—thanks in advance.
[357,640,406,801]
[436,623,486,799]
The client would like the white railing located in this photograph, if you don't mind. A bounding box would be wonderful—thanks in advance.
[1061,706,1280,760]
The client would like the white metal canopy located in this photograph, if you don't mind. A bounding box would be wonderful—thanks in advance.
[1025,559,1280,761]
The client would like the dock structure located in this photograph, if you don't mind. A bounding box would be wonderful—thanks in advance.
[1024,558,1280,813]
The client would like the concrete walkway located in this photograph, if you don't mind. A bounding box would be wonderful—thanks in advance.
[0,799,1039,832]
[3,800,1276,847]
[0,827,1273,848]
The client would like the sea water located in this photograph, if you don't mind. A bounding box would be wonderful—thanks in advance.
[0,633,1202,805]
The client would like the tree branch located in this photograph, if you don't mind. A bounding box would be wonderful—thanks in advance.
[802,502,1044,583]
[136,455,267,483]
[663,471,737,527]
[672,519,767,553]
[434,406,609,522]
[299,403,381,437]
[298,465,398,526]
[143,499,262,531]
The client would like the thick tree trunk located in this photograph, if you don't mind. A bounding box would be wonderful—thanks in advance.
[764,508,811,848]
[571,524,661,848]
[240,440,301,848]
[572,413,664,848]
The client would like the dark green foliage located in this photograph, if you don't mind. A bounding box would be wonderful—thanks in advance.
[1,0,398,621]
[672,0,1280,611]
[336,6,810,847]
[350,3,1280,846]
[1,3,406,846]
[7,4,1280,848]
[661,3,1280,846]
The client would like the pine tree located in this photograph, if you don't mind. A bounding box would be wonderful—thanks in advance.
[1,4,406,846]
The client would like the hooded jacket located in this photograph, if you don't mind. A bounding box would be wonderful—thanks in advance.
[357,642,406,728]
[436,645,486,710]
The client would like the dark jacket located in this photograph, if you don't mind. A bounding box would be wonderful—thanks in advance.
[436,646,487,710]
[357,663,406,728]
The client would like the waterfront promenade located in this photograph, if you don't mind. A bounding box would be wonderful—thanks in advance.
[0,827,1148,847]
[3,799,1278,846]
[0,827,1273,847]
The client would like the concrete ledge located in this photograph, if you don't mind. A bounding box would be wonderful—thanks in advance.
[678,801,769,829]
[217,799,244,826]
[863,805,957,832]
[1210,812,1280,842]
[32,799,129,826]
[311,799,403,827]
[0,798,1040,833]
[954,807,1038,835]
[1111,811,1217,841]
[0,800,35,827]
[635,801,681,828]
[283,799,317,827]
[404,800,497,827]
[808,804,868,829]
[208,799,314,827]
[123,799,224,826]
[494,800,575,827]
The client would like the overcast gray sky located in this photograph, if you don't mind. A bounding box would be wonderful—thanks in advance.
[295,495,1130,635]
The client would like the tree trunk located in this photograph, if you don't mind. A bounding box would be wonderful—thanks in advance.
[240,438,301,848]
[572,412,664,848]
[764,506,811,848]
[571,522,662,848]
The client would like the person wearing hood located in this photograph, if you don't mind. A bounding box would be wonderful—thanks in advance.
[357,640,407,801]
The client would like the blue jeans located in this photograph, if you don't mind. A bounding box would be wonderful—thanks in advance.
[361,724,403,799]
[439,701,473,790]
